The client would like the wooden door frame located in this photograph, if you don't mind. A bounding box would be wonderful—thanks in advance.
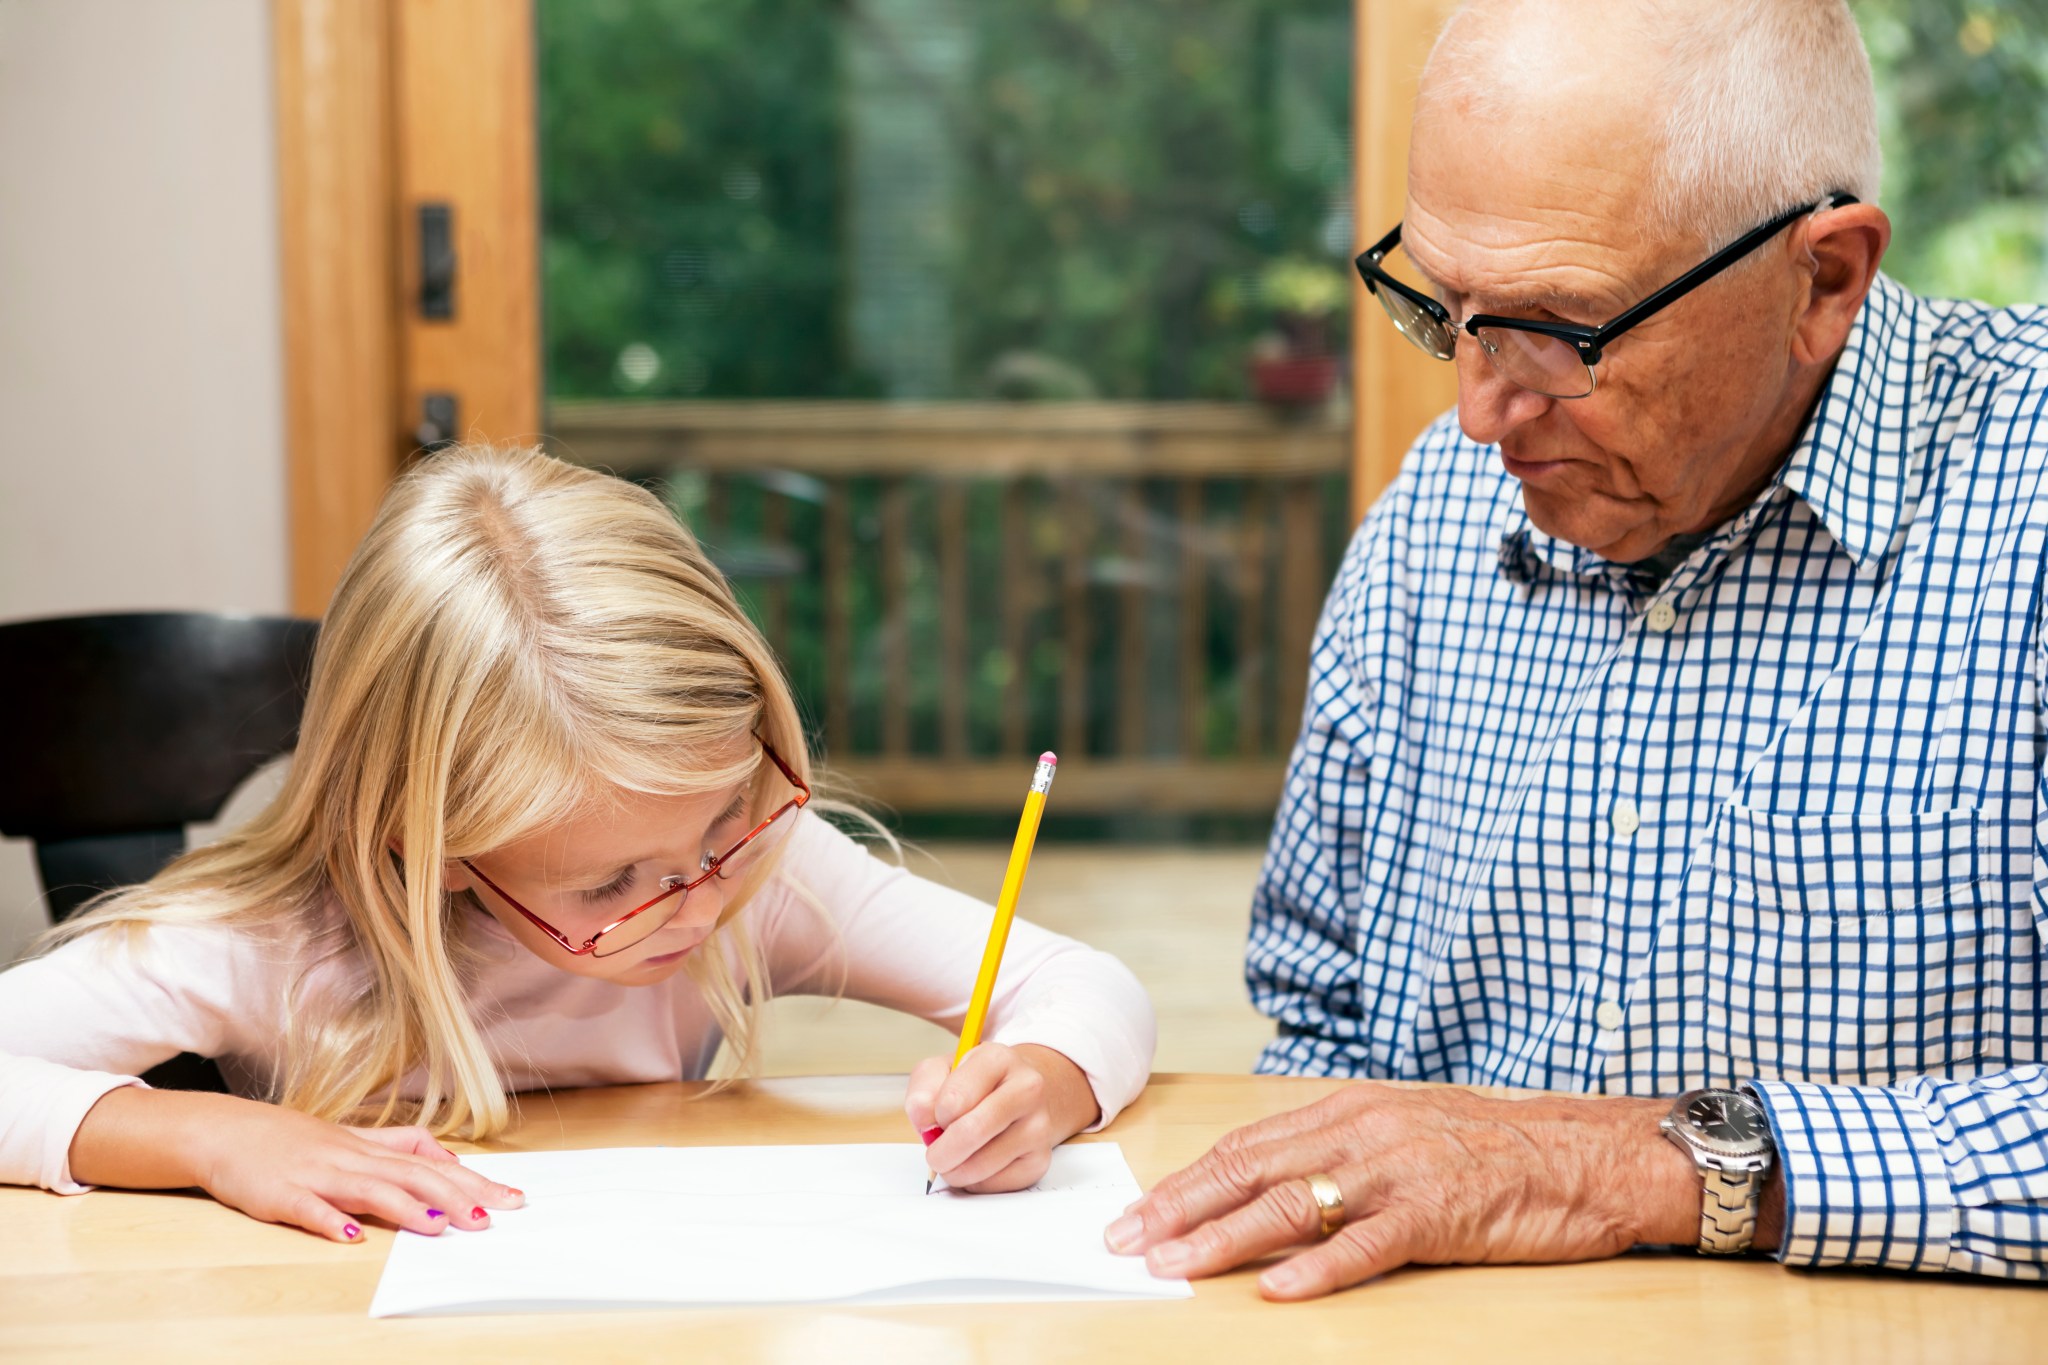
[274,0,400,619]
[273,0,541,618]
[1350,0,1462,524]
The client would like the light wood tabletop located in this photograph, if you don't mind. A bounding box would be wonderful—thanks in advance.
[1,1073,2040,1363]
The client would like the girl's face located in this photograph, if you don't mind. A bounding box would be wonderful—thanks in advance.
[448,776,759,985]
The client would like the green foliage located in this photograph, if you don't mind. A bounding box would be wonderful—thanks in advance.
[537,0,863,399]
[1257,257,1350,318]
[939,1,1352,399]
[537,0,1354,401]
[1853,0,2048,304]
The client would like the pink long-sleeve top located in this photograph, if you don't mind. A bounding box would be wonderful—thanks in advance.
[0,811,1156,1193]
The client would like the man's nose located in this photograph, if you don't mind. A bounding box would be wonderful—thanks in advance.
[1454,336,1554,446]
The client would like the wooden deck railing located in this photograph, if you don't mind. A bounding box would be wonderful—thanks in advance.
[549,401,1351,816]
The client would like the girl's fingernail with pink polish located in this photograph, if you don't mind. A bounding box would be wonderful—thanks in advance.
[470,1206,487,1220]
[426,1208,446,1219]
[342,1223,362,1241]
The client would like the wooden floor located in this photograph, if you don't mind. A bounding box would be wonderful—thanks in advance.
[752,841,1274,1078]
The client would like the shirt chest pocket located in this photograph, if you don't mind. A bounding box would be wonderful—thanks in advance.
[1714,804,1986,915]
[1701,804,1993,1083]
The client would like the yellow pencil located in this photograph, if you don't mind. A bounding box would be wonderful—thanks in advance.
[922,750,1058,1193]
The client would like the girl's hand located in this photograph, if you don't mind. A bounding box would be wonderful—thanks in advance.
[904,1042,1101,1194]
[201,1103,525,1243]
[70,1088,523,1243]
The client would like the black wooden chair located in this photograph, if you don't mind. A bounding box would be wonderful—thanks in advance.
[0,612,320,1091]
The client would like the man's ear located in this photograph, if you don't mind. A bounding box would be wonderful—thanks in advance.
[1790,201,1891,367]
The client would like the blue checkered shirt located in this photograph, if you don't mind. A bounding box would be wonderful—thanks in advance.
[1249,274,2048,1277]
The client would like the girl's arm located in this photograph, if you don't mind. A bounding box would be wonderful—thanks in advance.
[762,811,1158,1187]
[0,923,254,1193]
[0,925,517,1240]
[66,1084,518,1241]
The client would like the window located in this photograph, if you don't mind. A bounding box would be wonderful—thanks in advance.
[538,0,1356,833]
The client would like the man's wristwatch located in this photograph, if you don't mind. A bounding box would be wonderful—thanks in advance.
[1659,1088,1774,1254]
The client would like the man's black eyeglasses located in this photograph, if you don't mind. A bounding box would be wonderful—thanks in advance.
[1354,192,1859,398]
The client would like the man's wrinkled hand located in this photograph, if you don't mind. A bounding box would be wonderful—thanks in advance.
[1102,1083,1701,1300]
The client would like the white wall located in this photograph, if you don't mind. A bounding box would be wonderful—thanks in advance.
[0,0,287,963]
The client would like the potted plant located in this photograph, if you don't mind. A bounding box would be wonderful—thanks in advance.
[1248,256,1346,409]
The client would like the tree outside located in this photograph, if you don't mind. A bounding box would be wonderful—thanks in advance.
[538,0,1354,406]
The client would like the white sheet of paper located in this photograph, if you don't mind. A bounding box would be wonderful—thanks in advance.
[367,1142,1192,1316]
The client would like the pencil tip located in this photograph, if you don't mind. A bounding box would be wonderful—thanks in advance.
[924,1179,933,1196]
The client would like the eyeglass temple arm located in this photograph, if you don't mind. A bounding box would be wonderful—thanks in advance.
[760,737,812,802]
[1354,222,1455,323]
[1579,193,1859,359]
[1363,222,1405,263]
[693,739,812,880]
[459,857,589,954]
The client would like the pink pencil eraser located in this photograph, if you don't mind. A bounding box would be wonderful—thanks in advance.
[1039,751,1058,766]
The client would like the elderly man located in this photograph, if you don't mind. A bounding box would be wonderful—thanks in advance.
[1106,0,2048,1298]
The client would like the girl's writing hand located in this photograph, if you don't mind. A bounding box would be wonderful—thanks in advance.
[904,1042,1101,1194]
[69,1088,523,1244]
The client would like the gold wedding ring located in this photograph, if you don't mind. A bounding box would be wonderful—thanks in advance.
[1304,1172,1345,1238]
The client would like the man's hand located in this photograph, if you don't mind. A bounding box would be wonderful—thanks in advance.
[1103,1083,1748,1300]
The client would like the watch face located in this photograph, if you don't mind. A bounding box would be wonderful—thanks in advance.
[1686,1091,1768,1144]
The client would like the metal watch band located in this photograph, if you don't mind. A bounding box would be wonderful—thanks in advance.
[1698,1163,1762,1255]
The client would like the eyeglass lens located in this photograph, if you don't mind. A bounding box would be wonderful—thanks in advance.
[1470,326,1595,399]
[1371,246,1596,400]
[1371,281,1457,361]
[588,806,777,957]
[590,888,683,957]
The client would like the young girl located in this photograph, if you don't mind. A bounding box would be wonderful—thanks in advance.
[0,446,1155,1242]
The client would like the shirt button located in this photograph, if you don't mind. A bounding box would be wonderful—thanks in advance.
[1596,1001,1627,1031]
[1610,798,1640,836]
[1645,600,1677,632]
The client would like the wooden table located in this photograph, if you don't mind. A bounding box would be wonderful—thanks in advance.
[2,1074,2039,1362]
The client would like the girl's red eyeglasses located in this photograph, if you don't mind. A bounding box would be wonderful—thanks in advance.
[460,739,810,958]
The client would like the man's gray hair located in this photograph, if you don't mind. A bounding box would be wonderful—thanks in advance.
[1422,0,1883,253]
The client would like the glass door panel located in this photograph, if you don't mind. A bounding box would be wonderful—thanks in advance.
[538,0,1355,834]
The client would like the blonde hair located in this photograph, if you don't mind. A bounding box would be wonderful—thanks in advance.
[1420,0,1882,253]
[39,445,810,1138]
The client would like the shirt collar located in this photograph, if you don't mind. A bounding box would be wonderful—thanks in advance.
[1498,272,1931,589]
[1777,272,1930,576]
